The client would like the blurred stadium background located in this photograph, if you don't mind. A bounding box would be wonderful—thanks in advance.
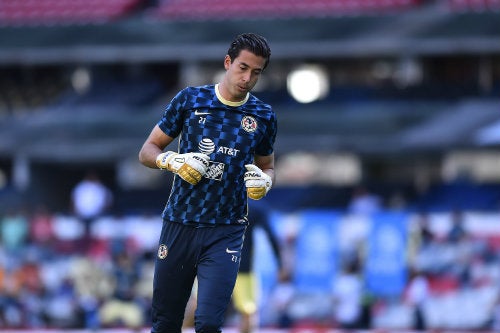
[0,0,500,332]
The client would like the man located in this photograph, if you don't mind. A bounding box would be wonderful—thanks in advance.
[138,33,276,333]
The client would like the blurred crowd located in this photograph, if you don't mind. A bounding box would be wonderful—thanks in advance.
[0,172,157,330]
[1,181,500,331]
[260,207,500,331]
[0,202,157,330]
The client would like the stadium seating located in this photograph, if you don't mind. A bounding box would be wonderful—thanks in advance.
[447,0,500,11]
[412,182,500,211]
[0,72,67,115]
[0,0,146,26]
[151,0,422,20]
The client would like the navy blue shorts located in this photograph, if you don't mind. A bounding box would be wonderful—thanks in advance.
[151,221,246,333]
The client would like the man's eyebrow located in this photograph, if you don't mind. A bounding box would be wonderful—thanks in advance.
[238,60,263,71]
[238,60,249,67]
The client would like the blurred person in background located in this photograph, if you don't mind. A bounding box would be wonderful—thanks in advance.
[28,203,56,256]
[332,259,364,329]
[232,200,287,333]
[0,282,25,328]
[267,270,295,329]
[69,256,114,329]
[266,216,298,329]
[447,210,473,288]
[0,255,44,328]
[0,206,29,254]
[404,268,429,331]
[407,212,435,268]
[99,250,144,331]
[447,209,467,244]
[134,251,156,327]
[44,276,83,328]
[138,33,276,333]
[71,171,113,247]
[348,185,382,215]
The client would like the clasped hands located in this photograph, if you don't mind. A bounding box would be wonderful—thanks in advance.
[156,152,272,199]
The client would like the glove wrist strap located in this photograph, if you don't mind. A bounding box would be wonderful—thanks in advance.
[156,151,177,171]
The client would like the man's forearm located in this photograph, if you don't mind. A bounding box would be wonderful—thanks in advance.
[139,143,164,169]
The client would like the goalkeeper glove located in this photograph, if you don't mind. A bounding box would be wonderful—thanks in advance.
[156,151,210,185]
[244,164,272,200]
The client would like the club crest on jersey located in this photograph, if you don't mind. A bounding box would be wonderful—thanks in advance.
[241,116,257,133]
[158,244,168,259]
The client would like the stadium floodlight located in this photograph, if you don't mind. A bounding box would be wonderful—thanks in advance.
[71,67,91,94]
[393,57,422,88]
[287,64,329,104]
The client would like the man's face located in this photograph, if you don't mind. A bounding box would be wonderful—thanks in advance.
[223,49,266,101]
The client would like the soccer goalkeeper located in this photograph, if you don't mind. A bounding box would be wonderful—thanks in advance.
[138,33,277,333]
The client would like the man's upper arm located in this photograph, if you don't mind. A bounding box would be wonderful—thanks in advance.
[139,125,175,168]
[147,125,174,151]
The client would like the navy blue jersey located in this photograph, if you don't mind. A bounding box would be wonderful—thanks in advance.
[157,84,277,225]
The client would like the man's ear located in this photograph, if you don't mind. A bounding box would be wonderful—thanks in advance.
[223,55,232,70]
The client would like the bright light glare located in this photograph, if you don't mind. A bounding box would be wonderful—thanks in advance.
[287,65,329,103]
[71,67,91,94]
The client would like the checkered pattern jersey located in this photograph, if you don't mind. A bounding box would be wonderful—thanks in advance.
[157,84,277,226]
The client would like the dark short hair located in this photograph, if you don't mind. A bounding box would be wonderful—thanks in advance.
[227,33,271,70]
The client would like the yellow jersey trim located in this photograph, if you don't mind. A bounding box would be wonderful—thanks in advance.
[215,83,249,107]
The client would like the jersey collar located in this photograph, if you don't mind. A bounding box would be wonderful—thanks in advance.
[215,84,249,107]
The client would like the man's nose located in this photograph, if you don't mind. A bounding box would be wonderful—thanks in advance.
[242,72,251,82]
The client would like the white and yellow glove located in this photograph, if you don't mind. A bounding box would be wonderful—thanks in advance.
[156,151,210,185]
[244,164,272,200]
